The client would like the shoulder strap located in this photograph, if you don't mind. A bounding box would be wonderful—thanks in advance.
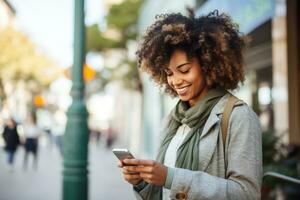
[221,95,241,156]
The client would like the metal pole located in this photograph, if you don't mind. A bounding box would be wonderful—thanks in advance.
[263,172,300,185]
[63,0,88,199]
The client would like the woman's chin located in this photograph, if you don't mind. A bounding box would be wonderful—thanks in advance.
[178,95,190,102]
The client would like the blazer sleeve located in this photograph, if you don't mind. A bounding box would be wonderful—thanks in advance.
[168,105,262,200]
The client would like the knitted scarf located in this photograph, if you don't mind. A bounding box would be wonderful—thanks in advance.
[143,88,227,200]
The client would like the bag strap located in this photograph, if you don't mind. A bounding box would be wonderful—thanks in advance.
[221,95,242,159]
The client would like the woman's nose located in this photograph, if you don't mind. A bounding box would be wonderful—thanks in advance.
[172,75,184,86]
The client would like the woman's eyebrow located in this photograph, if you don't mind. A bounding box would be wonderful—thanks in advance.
[166,62,190,70]
[176,62,190,69]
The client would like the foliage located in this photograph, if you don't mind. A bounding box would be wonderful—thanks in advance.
[0,26,60,99]
[106,0,142,44]
[86,24,119,52]
[262,130,299,189]
[262,130,280,165]
[85,0,143,91]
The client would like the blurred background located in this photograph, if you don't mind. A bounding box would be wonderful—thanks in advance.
[0,0,299,199]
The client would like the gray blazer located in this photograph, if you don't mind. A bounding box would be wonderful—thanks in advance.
[135,94,262,200]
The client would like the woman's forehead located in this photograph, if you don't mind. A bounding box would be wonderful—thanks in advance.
[169,49,189,67]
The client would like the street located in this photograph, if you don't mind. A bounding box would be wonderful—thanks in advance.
[0,139,135,200]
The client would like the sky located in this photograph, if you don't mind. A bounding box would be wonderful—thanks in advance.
[9,0,105,68]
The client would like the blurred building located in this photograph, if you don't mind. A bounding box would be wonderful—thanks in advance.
[137,0,300,157]
[0,0,19,120]
[0,0,15,146]
[0,0,15,29]
[0,0,41,122]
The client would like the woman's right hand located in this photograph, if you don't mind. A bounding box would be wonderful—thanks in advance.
[118,160,143,186]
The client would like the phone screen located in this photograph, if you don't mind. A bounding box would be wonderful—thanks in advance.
[112,148,135,161]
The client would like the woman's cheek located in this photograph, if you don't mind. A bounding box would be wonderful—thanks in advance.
[167,77,173,88]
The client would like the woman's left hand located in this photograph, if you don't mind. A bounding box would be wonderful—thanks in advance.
[122,159,168,186]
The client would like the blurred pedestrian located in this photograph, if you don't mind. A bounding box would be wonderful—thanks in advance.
[119,10,262,200]
[2,117,20,171]
[95,129,102,146]
[52,121,65,156]
[106,126,115,149]
[89,128,102,146]
[23,113,41,170]
[44,126,53,149]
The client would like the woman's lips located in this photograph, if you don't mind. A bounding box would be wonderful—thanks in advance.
[176,85,190,95]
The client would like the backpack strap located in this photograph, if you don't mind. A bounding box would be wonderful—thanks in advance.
[221,95,244,168]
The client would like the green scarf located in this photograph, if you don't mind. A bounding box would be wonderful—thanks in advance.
[144,88,227,200]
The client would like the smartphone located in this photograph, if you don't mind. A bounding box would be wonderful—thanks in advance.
[112,148,135,161]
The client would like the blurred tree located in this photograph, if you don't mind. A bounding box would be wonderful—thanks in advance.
[0,26,60,104]
[86,0,143,91]
[86,24,119,51]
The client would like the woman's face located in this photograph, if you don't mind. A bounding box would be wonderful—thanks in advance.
[7,119,14,128]
[166,49,208,106]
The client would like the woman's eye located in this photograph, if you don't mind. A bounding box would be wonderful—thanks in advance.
[181,69,190,74]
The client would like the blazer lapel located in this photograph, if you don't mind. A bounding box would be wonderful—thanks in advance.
[200,94,228,140]
[199,128,220,172]
[198,94,229,171]
[198,114,220,171]
[200,113,219,140]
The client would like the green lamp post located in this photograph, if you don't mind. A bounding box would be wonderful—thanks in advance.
[63,0,89,199]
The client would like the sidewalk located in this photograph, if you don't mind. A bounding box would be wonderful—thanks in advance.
[0,140,135,200]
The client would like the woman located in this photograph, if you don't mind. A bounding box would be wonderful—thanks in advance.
[23,113,41,169]
[2,117,20,170]
[119,11,262,200]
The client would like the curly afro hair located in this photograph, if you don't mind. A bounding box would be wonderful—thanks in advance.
[136,10,246,96]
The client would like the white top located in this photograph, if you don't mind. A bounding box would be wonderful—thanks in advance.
[163,124,191,200]
[23,124,41,138]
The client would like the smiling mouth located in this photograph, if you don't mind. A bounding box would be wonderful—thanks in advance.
[176,85,190,95]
